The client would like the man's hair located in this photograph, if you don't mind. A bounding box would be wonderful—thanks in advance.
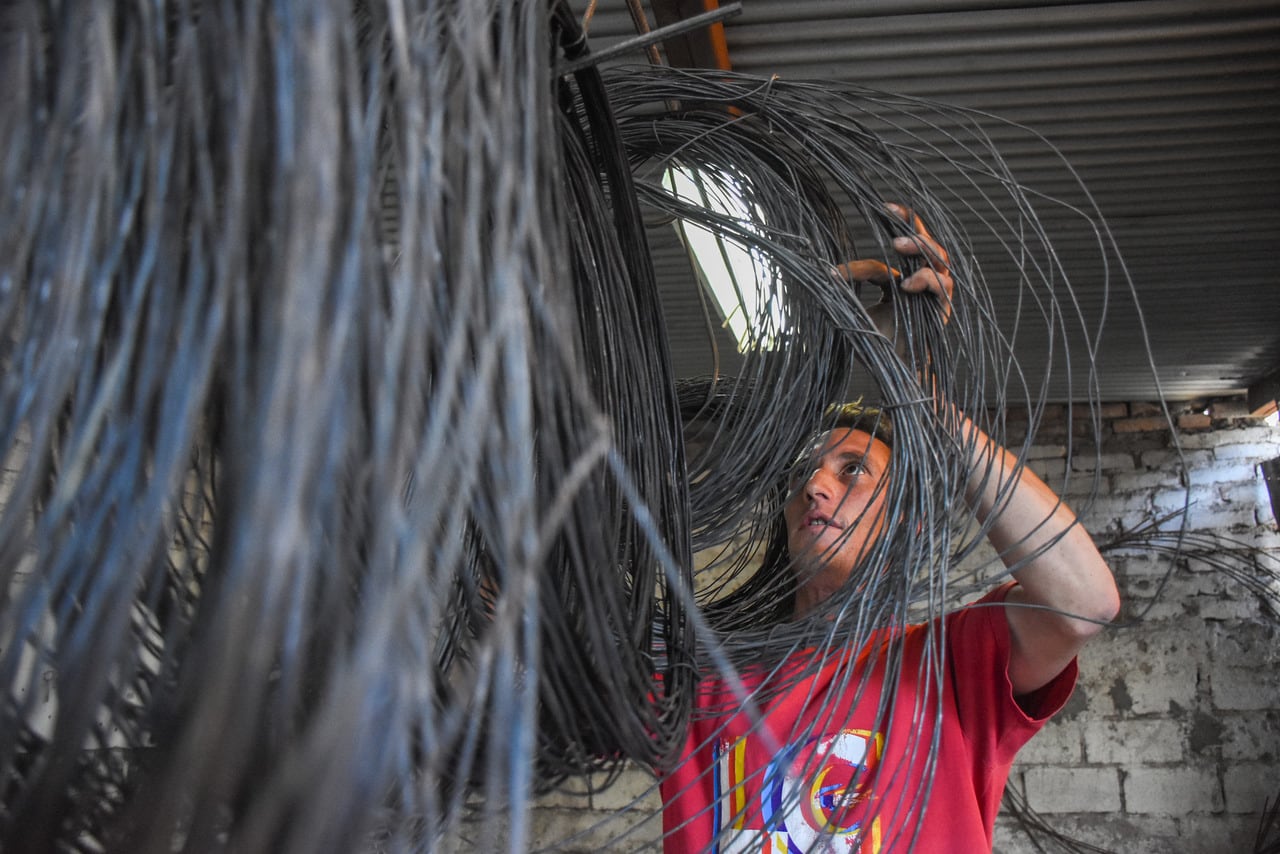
[825,400,894,449]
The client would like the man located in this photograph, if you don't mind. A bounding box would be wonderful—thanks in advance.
[658,207,1120,852]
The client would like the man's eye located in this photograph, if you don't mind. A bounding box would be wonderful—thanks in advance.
[841,461,866,478]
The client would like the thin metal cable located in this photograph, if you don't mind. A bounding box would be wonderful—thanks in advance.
[0,5,1214,854]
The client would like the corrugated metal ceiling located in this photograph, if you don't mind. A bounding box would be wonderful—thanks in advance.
[578,0,1280,404]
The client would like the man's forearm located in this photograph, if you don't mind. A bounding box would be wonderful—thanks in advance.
[954,411,1119,693]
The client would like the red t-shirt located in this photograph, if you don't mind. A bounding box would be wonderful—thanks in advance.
[658,583,1076,853]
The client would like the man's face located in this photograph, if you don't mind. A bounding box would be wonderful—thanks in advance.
[782,427,892,593]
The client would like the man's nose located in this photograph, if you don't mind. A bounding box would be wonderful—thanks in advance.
[804,466,837,502]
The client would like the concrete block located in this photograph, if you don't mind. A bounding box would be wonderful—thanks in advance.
[1186,709,1227,758]
[1023,766,1121,813]
[1223,763,1277,814]
[1014,718,1082,765]
[999,404,1029,422]
[1026,444,1068,461]
[1123,766,1223,814]
[1027,458,1068,484]
[1208,621,1280,670]
[1077,493,1148,525]
[994,813,1181,854]
[1097,403,1130,419]
[1161,814,1269,854]
[1118,596,1186,623]
[1083,719,1185,765]
[1220,712,1280,762]
[1130,569,1241,603]
[1182,568,1246,598]
[1216,480,1270,506]
[1214,442,1280,462]
[1140,448,1213,470]
[1199,506,1264,531]
[1070,452,1135,473]
[950,536,1003,582]
[1149,482,1212,511]
[1212,666,1280,712]
[1116,563,1213,604]
[1084,624,1205,716]
[527,806,661,853]
[1153,499,1258,531]
[1075,650,1126,711]
[1080,521,1119,542]
[1188,462,1270,487]
[536,765,659,811]
[1006,430,1035,449]
[1194,596,1262,621]
[1108,551,1176,578]
[1110,469,1183,493]
[1240,527,1280,553]
[1178,425,1280,450]
[1061,473,1108,502]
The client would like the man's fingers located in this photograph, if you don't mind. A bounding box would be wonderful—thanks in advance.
[900,267,953,299]
[894,236,950,272]
[841,203,957,324]
[835,258,899,284]
[900,268,955,323]
[885,203,951,271]
[884,202,932,242]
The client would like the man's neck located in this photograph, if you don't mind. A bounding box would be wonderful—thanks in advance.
[792,571,845,618]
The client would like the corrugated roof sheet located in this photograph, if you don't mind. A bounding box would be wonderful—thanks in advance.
[581,0,1280,402]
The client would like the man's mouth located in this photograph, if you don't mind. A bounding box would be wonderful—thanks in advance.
[804,513,843,531]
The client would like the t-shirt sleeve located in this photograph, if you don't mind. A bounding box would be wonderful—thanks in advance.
[944,581,1078,763]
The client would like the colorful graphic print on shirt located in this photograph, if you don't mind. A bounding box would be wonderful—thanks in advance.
[712,728,884,853]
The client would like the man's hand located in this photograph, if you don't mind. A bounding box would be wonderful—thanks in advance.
[833,203,955,338]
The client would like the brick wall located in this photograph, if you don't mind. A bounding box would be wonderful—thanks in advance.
[993,399,1280,852]
[523,399,1280,852]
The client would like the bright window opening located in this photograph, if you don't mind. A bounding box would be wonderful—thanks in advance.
[663,166,784,351]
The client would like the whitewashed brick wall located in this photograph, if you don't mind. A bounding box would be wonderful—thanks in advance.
[995,400,1280,853]
[523,399,1280,853]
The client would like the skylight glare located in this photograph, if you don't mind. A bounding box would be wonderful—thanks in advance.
[663,166,784,351]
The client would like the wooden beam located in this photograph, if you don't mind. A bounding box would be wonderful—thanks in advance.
[1247,363,1280,415]
[651,0,733,70]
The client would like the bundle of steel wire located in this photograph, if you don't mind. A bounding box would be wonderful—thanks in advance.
[2,2,695,850]
[0,2,1151,852]
[600,62,1140,851]
[1101,513,1280,622]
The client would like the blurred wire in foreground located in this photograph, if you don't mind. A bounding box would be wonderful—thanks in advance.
[0,2,1165,852]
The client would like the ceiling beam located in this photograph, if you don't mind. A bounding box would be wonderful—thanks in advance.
[650,0,733,69]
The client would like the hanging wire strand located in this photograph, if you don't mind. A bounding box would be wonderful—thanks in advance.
[565,62,1159,849]
[0,3,1226,853]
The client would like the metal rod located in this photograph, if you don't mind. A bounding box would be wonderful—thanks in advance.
[624,0,664,66]
[557,1,743,77]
